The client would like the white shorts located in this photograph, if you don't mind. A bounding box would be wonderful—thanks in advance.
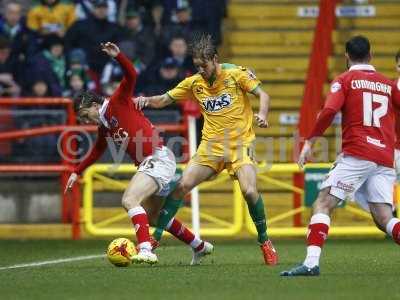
[320,154,395,211]
[394,149,400,181]
[137,146,176,196]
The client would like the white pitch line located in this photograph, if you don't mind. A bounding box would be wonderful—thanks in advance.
[0,254,105,271]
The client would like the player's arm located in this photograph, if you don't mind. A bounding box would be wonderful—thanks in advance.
[134,93,174,110]
[134,77,193,110]
[298,80,345,168]
[64,128,108,193]
[251,85,270,128]
[101,42,137,101]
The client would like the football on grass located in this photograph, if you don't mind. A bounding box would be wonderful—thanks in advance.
[107,238,136,267]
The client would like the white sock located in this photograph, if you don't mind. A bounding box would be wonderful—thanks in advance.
[386,218,400,237]
[303,245,321,268]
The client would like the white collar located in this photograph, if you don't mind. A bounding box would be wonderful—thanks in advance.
[397,78,400,90]
[99,99,110,128]
[349,64,376,72]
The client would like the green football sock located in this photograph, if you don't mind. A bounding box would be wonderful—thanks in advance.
[247,195,268,244]
[153,194,183,241]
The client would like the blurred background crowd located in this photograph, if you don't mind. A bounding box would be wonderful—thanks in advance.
[0,0,227,162]
[0,0,227,99]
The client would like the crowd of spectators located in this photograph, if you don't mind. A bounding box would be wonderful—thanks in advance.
[0,0,227,101]
[0,0,227,162]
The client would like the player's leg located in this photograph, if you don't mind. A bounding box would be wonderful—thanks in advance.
[366,166,400,245]
[143,195,208,255]
[121,172,159,264]
[281,155,374,276]
[235,164,278,265]
[152,161,217,241]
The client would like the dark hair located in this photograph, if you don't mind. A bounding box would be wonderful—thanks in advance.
[395,50,400,63]
[189,33,217,61]
[345,35,370,62]
[74,91,104,112]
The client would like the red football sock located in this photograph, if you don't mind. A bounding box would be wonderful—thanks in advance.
[386,218,400,245]
[307,213,330,248]
[166,218,204,251]
[128,206,151,250]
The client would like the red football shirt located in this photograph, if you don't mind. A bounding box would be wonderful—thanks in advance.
[322,64,400,168]
[75,53,162,174]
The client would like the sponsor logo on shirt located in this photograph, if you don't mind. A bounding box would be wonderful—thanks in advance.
[366,136,386,148]
[202,93,232,112]
[195,86,204,94]
[336,180,354,193]
[331,82,341,93]
[113,128,129,145]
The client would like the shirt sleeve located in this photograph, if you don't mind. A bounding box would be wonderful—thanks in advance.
[307,108,337,140]
[324,77,346,112]
[235,67,262,93]
[74,127,107,175]
[166,77,193,101]
[110,52,137,104]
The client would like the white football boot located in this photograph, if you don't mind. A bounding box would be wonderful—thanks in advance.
[190,241,214,266]
[132,249,158,265]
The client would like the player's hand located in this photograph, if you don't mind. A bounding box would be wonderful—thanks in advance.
[101,42,120,58]
[254,112,269,128]
[64,172,78,194]
[298,140,312,169]
[134,96,148,110]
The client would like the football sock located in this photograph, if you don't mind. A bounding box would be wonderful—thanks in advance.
[153,194,184,241]
[303,213,330,268]
[246,195,268,244]
[386,218,400,245]
[166,218,204,251]
[128,206,151,251]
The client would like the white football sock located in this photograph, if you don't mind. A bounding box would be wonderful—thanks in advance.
[303,245,322,268]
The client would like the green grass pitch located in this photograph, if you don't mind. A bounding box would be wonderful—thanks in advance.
[0,239,399,300]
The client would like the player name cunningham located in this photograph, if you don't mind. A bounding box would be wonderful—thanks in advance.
[351,80,392,95]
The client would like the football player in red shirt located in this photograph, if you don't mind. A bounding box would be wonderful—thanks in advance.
[65,42,213,265]
[282,36,400,276]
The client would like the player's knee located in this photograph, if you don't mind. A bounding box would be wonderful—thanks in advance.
[176,179,194,197]
[313,189,337,215]
[121,194,143,211]
[242,186,259,203]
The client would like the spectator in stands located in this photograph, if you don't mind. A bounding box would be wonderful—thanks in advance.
[27,0,76,37]
[160,1,193,54]
[65,0,122,74]
[191,0,227,46]
[120,9,156,75]
[30,79,50,97]
[74,0,118,23]
[167,35,195,77]
[64,49,93,98]
[29,34,66,96]
[0,36,21,97]
[138,57,181,96]
[0,2,38,83]
[0,2,23,41]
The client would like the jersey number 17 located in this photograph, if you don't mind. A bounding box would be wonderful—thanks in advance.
[363,92,388,128]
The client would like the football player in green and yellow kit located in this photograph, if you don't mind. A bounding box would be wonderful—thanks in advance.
[135,34,278,266]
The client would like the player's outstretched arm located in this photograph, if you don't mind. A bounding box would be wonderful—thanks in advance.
[101,42,137,98]
[251,86,270,128]
[134,94,173,110]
